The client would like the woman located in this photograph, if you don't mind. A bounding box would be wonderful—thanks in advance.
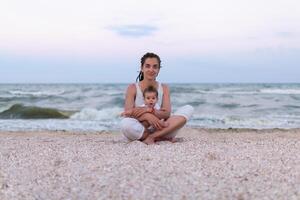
[120,52,194,144]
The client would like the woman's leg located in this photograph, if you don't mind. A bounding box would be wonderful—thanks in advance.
[143,105,194,144]
[142,115,187,144]
[120,118,145,141]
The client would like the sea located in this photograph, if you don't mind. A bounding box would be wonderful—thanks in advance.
[0,83,300,132]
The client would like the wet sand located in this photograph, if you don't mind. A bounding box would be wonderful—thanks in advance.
[1,128,300,199]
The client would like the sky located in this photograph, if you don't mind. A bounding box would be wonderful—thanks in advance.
[0,0,299,83]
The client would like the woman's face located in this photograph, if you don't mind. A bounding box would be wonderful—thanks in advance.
[141,58,160,80]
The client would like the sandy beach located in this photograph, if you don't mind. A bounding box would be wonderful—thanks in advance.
[1,128,300,200]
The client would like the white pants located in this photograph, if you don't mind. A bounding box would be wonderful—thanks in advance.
[120,105,194,141]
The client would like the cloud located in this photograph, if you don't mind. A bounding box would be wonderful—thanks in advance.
[247,36,259,40]
[276,31,299,38]
[108,25,158,38]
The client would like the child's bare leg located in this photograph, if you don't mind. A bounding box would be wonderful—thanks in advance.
[139,121,150,141]
[159,119,169,127]
[142,119,167,128]
[141,121,150,128]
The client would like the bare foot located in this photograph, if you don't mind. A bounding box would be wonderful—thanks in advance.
[169,137,180,143]
[156,137,183,143]
[142,136,155,145]
[139,130,150,141]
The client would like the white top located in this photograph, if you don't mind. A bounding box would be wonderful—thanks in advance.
[135,82,163,107]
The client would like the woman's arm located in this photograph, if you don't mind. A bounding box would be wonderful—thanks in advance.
[128,85,171,120]
[124,84,136,111]
[134,84,172,130]
[123,83,165,130]
[153,84,171,119]
[138,113,164,130]
[123,84,150,118]
[124,83,171,119]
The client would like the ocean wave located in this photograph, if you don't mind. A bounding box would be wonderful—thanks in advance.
[259,89,300,94]
[0,104,11,113]
[9,90,65,97]
[223,116,273,127]
[182,100,206,107]
[216,103,240,109]
[1,83,300,130]
[241,104,259,108]
[290,95,300,100]
[106,97,124,107]
[284,105,300,109]
[0,119,110,132]
[189,114,300,129]
[0,104,72,119]
[70,107,123,121]
[0,95,67,103]
[177,88,300,95]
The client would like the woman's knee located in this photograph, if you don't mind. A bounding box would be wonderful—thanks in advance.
[165,105,194,137]
[120,118,145,141]
[173,105,194,121]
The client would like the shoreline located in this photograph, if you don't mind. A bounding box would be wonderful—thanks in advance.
[1,127,300,199]
[1,126,300,135]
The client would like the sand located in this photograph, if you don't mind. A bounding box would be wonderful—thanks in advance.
[1,128,300,200]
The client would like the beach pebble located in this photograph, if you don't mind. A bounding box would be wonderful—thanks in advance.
[0,128,300,199]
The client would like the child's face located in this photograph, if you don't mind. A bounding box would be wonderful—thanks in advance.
[144,92,158,107]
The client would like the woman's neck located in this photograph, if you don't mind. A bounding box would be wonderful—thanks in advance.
[140,79,158,88]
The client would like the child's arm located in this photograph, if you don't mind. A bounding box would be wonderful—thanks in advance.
[152,85,171,120]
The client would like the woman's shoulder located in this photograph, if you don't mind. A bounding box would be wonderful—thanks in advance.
[160,83,170,91]
[126,83,137,94]
[128,83,136,88]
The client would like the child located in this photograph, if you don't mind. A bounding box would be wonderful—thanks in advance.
[121,85,168,132]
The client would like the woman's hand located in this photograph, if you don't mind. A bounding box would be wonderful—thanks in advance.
[120,109,133,117]
[139,113,164,130]
[130,107,149,118]
[120,107,148,118]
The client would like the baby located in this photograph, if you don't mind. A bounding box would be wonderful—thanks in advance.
[121,85,168,132]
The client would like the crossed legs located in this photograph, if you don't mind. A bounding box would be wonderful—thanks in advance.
[142,115,187,144]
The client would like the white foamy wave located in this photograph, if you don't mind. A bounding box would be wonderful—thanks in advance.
[223,115,300,129]
[0,105,12,113]
[197,91,245,94]
[70,107,123,121]
[223,116,274,128]
[9,90,65,96]
[0,119,110,132]
[193,90,262,95]
[260,89,300,95]
[189,113,300,129]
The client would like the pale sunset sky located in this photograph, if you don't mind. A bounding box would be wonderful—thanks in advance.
[0,0,299,83]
